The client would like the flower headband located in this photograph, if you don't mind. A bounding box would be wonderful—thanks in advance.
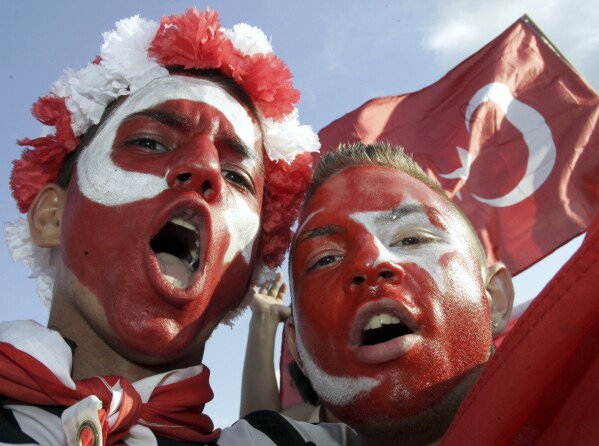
[6,8,318,307]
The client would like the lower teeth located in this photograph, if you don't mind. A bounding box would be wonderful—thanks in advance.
[164,274,185,288]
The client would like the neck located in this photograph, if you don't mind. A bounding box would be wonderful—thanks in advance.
[48,299,160,382]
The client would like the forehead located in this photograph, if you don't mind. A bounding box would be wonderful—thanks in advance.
[301,166,455,227]
[108,75,257,149]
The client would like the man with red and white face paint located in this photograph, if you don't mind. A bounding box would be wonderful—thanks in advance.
[287,142,514,446]
[1,10,359,446]
[54,75,265,368]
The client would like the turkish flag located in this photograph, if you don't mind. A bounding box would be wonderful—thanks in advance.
[318,15,599,275]
[280,15,599,411]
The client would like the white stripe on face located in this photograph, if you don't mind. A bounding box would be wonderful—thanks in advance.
[350,199,458,294]
[76,76,257,206]
[295,326,378,406]
[223,192,261,264]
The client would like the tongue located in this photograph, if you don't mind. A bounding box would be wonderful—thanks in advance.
[156,252,192,287]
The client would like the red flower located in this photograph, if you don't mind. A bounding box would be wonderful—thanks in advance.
[239,54,300,118]
[11,96,79,212]
[261,153,312,267]
[149,8,234,71]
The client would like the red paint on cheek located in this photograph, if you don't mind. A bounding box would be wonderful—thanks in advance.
[59,178,258,361]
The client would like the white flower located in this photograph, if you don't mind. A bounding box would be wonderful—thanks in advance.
[263,109,320,163]
[4,219,54,308]
[223,23,272,56]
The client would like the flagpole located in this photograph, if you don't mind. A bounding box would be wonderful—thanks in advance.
[521,14,597,94]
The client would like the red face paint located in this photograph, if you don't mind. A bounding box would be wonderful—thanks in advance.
[291,166,491,422]
[59,90,264,365]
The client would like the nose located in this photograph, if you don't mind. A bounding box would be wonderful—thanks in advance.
[345,261,406,292]
[343,237,405,293]
[166,137,222,202]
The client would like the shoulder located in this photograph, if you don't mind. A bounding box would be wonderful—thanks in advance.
[215,410,359,446]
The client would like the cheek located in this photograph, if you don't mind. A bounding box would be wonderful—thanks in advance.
[433,252,492,355]
[60,190,147,303]
[77,130,168,207]
[221,192,261,265]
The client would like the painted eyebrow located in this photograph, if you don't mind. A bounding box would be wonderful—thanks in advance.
[291,224,345,254]
[123,109,192,129]
[122,110,262,166]
[297,224,345,241]
[384,204,429,221]
[383,204,446,229]
[216,130,262,167]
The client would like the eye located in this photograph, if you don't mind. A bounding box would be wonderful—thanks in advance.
[390,231,440,249]
[222,169,254,194]
[127,138,170,153]
[401,236,421,246]
[307,254,342,272]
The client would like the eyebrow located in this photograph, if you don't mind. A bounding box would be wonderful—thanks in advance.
[122,109,261,166]
[384,204,429,221]
[297,224,345,242]
[383,203,447,230]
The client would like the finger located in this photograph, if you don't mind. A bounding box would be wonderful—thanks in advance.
[259,282,270,294]
[268,275,282,297]
[276,283,288,301]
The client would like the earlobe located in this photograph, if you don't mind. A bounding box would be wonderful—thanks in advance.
[28,184,67,248]
[485,262,515,336]
[285,317,305,371]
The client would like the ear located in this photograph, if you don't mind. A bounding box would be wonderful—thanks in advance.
[484,262,515,336]
[285,317,305,371]
[28,184,67,248]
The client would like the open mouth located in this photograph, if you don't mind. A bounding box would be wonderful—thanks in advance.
[361,313,414,346]
[150,214,201,289]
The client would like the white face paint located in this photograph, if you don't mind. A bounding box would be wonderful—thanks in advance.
[295,326,378,406]
[349,197,461,295]
[76,76,258,206]
[296,208,323,236]
[223,192,261,264]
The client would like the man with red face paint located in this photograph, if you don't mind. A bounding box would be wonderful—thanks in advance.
[286,142,515,446]
[0,9,359,446]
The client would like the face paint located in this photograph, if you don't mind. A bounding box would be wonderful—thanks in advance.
[77,76,258,206]
[294,324,378,406]
[291,166,491,423]
[58,75,264,364]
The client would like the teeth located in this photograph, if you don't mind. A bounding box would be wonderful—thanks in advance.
[164,274,185,289]
[380,313,392,324]
[364,313,401,330]
[171,217,198,233]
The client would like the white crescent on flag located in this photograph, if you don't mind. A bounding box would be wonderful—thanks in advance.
[440,82,557,207]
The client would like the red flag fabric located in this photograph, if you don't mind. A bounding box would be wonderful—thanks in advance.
[440,208,599,445]
[318,15,599,275]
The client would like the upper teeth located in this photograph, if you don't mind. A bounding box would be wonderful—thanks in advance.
[171,217,198,233]
[364,313,401,330]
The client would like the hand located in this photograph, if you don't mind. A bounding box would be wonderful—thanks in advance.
[250,272,291,323]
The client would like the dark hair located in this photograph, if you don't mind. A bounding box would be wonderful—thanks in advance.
[288,360,320,406]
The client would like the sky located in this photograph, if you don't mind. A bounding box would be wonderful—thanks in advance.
[0,0,597,428]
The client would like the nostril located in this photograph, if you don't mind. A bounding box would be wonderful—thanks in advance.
[176,172,192,185]
[379,270,395,280]
[201,180,215,200]
[352,276,366,286]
